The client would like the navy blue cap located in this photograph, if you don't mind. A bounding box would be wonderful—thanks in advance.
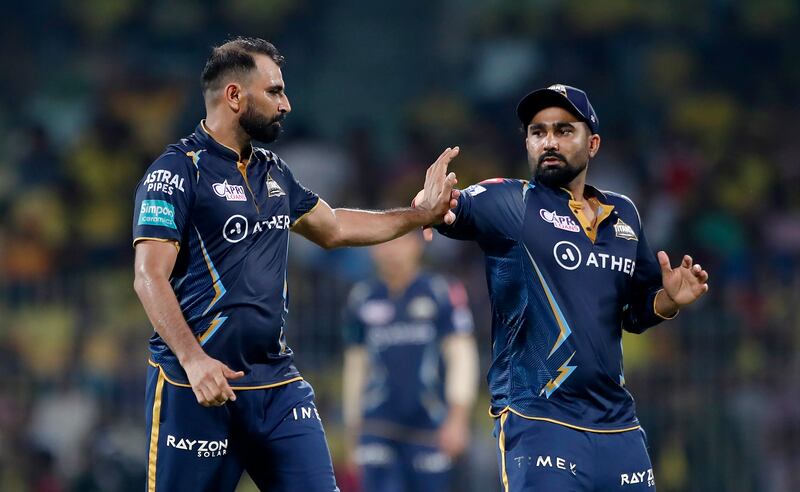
[516,84,600,134]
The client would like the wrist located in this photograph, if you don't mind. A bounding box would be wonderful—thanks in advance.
[654,289,680,319]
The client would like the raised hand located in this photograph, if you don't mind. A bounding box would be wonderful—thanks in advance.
[657,252,709,308]
[414,147,460,227]
[183,354,245,407]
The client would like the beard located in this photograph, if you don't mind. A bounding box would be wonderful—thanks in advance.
[239,105,284,144]
[533,151,587,188]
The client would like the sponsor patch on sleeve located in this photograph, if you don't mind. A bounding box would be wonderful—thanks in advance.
[463,184,486,196]
[138,200,177,229]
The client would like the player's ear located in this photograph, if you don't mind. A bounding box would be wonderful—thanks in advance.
[224,83,243,113]
[588,133,601,158]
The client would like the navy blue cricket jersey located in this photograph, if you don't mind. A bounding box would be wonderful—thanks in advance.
[133,122,319,387]
[437,178,670,432]
[344,274,474,431]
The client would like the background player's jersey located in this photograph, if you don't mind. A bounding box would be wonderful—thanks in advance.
[437,178,669,432]
[133,122,319,387]
[344,274,474,433]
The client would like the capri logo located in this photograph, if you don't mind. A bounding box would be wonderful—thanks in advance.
[138,200,176,229]
[166,435,228,458]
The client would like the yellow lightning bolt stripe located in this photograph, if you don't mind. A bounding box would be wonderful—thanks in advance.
[196,228,226,315]
[198,312,228,345]
[523,245,572,358]
[542,351,577,398]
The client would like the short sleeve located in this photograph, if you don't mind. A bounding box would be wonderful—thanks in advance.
[133,151,195,247]
[342,282,370,346]
[279,159,320,226]
[436,179,525,244]
[621,218,671,334]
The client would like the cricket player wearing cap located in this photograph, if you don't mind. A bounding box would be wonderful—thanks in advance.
[427,84,710,490]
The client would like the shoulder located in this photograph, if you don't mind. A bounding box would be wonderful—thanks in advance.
[601,190,643,227]
[463,177,528,199]
[347,280,378,307]
[421,274,468,307]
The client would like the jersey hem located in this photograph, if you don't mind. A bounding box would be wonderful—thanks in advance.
[488,405,642,434]
[147,359,304,390]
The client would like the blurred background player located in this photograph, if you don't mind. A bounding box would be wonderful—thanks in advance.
[342,231,479,492]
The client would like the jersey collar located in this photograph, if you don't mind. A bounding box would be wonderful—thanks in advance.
[196,120,252,162]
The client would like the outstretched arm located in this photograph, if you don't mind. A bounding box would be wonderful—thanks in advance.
[292,147,460,248]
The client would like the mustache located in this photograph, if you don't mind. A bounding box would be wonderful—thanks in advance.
[538,151,568,165]
[270,113,286,125]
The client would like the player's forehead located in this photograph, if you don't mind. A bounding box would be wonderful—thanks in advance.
[251,54,285,87]
[529,106,581,126]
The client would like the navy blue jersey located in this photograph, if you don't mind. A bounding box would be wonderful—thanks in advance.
[344,274,474,431]
[133,122,319,387]
[437,178,668,432]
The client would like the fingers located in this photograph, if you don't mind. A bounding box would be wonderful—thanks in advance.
[657,251,672,275]
[423,225,433,242]
[444,210,456,225]
[681,255,692,269]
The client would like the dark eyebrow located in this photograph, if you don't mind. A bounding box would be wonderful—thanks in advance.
[528,121,579,131]
[267,84,284,92]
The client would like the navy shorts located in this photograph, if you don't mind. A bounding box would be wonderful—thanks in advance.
[357,434,451,492]
[145,363,339,492]
[494,412,655,491]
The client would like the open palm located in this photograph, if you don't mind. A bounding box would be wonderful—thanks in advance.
[657,251,709,307]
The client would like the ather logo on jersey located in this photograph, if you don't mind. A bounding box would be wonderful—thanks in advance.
[553,241,636,276]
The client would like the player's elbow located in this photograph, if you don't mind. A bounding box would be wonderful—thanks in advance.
[133,265,166,298]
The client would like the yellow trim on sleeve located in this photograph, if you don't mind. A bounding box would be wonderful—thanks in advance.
[498,412,510,492]
[653,289,679,320]
[147,359,304,390]
[147,369,165,492]
[488,406,641,434]
[133,237,180,252]
[289,198,322,229]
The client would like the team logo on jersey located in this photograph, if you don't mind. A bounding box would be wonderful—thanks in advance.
[212,180,247,201]
[552,240,636,276]
[540,209,580,233]
[138,200,176,229]
[408,296,437,319]
[613,218,638,241]
[266,174,285,197]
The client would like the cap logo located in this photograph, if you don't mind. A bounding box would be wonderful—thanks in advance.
[548,84,568,96]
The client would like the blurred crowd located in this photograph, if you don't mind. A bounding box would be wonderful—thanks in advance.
[1,0,799,491]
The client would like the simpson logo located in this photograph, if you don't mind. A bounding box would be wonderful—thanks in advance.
[143,168,185,195]
[138,200,176,229]
[266,175,285,197]
[166,435,228,458]
[540,209,580,232]
[212,180,247,201]
[613,218,638,241]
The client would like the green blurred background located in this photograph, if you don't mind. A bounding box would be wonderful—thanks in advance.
[1,0,799,490]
